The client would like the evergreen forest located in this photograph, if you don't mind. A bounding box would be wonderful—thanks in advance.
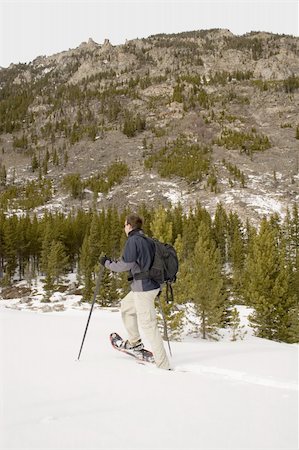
[0,202,298,344]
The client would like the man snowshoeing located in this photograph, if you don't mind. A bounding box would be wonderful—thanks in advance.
[100,213,171,370]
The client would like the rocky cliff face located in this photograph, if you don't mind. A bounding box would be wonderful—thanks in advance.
[0,29,298,223]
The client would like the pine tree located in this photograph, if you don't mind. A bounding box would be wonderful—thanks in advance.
[0,163,6,186]
[137,203,153,236]
[62,173,83,199]
[16,215,31,280]
[52,148,59,166]
[229,307,246,341]
[123,112,136,137]
[168,232,188,338]
[88,213,101,267]
[63,150,69,167]
[98,209,109,255]
[242,219,296,342]
[3,216,18,284]
[150,205,173,242]
[43,241,69,297]
[42,149,50,175]
[172,84,184,103]
[212,202,228,262]
[106,206,121,257]
[284,204,299,266]
[170,203,184,242]
[31,153,39,172]
[193,202,212,230]
[181,211,199,259]
[186,222,226,339]
[72,209,91,265]
[98,269,119,307]
[40,222,54,275]
[286,303,299,343]
[28,214,41,274]
[174,234,183,260]
[181,203,211,259]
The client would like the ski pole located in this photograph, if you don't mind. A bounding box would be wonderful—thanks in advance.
[77,265,104,360]
[157,292,172,357]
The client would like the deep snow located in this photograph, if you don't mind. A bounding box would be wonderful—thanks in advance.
[0,303,298,450]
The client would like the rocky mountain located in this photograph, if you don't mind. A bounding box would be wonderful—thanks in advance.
[0,29,298,224]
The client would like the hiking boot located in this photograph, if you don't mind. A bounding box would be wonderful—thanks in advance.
[122,339,144,352]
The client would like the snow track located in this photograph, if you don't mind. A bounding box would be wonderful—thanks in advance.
[1,307,298,450]
[174,364,298,391]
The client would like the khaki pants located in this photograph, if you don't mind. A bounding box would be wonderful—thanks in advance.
[121,289,171,370]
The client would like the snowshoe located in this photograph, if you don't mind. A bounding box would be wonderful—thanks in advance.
[110,332,155,364]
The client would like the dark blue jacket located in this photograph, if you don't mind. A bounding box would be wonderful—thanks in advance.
[105,229,160,292]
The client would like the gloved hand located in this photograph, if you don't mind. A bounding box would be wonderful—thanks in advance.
[99,255,110,267]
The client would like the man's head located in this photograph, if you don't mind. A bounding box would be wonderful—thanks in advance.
[124,213,143,236]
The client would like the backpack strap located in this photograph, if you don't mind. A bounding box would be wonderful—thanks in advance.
[132,234,156,281]
[133,271,150,280]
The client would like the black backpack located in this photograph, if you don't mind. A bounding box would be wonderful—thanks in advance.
[147,238,178,284]
[134,236,179,302]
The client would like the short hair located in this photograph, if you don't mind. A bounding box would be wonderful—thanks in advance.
[126,213,143,229]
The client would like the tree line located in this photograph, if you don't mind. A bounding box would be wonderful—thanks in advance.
[0,202,298,344]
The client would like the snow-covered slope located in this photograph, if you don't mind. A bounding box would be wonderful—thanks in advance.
[0,306,298,449]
